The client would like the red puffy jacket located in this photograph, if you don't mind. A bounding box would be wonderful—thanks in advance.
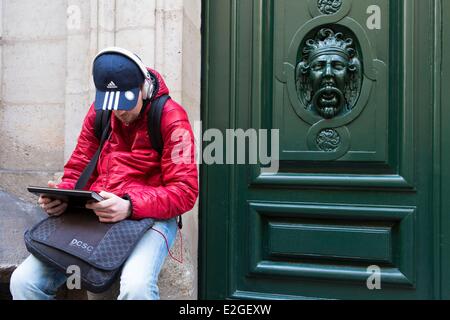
[57,68,199,220]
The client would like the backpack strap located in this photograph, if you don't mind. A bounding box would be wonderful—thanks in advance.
[76,113,111,190]
[147,95,183,229]
[94,110,112,141]
[148,95,170,155]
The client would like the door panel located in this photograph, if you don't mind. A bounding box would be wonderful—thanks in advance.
[274,0,390,164]
[201,0,436,299]
[252,0,412,187]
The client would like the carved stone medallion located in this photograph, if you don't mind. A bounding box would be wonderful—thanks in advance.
[316,129,341,152]
[317,0,343,15]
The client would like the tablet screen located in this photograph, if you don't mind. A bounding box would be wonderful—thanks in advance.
[27,186,104,208]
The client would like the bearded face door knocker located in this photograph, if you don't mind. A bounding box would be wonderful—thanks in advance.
[296,28,361,119]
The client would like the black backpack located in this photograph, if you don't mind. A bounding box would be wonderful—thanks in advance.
[92,95,183,229]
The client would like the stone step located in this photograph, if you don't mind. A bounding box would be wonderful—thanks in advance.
[0,190,194,300]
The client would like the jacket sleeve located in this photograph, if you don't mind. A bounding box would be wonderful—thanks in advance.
[57,104,100,190]
[123,102,199,220]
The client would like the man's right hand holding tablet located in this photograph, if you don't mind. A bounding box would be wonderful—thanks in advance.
[37,180,68,216]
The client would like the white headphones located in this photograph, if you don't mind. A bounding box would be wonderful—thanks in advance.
[93,47,155,100]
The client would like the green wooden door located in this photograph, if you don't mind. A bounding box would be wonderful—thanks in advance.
[200,0,445,299]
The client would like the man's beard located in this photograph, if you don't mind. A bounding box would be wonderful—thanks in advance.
[115,113,135,125]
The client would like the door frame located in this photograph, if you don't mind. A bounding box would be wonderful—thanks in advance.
[437,0,449,300]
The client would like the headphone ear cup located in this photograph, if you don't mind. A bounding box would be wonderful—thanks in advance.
[144,79,154,100]
[143,80,150,99]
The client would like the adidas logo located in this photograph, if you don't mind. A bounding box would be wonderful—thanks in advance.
[107,81,118,89]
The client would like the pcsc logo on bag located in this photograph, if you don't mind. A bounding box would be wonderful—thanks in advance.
[70,238,94,253]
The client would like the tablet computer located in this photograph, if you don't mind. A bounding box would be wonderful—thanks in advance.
[27,186,104,208]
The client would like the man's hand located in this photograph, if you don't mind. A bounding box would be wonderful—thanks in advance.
[85,191,131,223]
[38,180,68,216]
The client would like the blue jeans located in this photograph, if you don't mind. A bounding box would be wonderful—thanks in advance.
[10,218,178,300]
